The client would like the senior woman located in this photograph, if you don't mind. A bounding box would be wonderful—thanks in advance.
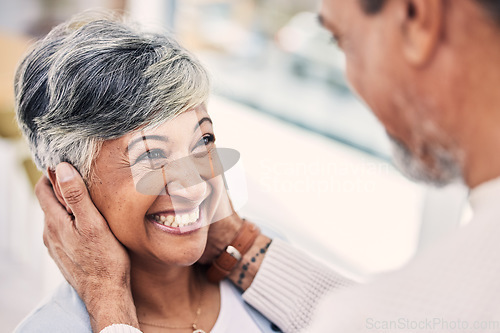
[14,13,271,333]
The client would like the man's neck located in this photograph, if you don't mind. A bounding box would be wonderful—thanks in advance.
[456,72,500,189]
[462,123,500,189]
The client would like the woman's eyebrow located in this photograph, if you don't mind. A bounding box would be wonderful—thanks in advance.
[194,117,212,132]
[127,135,169,153]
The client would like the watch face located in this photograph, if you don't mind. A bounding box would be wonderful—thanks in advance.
[226,245,242,260]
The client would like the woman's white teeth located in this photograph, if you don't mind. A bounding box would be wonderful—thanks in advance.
[152,208,199,227]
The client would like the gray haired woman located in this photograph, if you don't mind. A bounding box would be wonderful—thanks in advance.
[14,12,272,333]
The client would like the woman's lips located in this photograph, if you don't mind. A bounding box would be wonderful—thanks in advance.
[147,206,203,235]
[150,206,200,227]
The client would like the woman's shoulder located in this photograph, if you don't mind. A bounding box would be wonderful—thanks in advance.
[15,281,92,333]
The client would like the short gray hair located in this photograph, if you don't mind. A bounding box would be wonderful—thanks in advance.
[15,11,210,183]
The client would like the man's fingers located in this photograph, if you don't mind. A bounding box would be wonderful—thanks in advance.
[35,175,75,240]
[34,175,51,202]
[43,229,77,286]
[35,176,67,217]
[55,162,102,230]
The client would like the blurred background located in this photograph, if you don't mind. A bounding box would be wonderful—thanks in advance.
[0,0,470,331]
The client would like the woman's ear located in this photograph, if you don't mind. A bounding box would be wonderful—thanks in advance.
[47,168,73,214]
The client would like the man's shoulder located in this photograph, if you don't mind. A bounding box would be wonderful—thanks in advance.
[15,281,92,333]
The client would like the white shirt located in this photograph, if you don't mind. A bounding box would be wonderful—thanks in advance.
[101,280,261,333]
[211,280,261,332]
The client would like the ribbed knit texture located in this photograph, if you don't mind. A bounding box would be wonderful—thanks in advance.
[242,238,355,332]
[248,177,500,333]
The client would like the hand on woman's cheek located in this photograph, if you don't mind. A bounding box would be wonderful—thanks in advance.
[89,109,217,268]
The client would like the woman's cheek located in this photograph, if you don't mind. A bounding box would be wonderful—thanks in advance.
[206,176,233,225]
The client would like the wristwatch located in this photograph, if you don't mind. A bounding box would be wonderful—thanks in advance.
[207,220,260,283]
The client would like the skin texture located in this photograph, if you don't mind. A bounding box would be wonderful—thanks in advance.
[38,168,139,332]
[38,165,245,332]
[85,107,216,268]
[37,0,500,330]
[319,0,500,188]
[45,106,239,332]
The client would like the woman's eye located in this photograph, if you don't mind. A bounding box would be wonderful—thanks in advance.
[192,134,216,155]
[195,134,216,148]
[202,134,215,146]
[135,150,166,164]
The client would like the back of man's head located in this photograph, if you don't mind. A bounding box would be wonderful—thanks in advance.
[319,0,500,188]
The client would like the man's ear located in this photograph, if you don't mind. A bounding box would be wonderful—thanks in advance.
[400,0,444,66]
[47,168,73,214]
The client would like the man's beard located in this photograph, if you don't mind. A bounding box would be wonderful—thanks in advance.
[389,134,463,187]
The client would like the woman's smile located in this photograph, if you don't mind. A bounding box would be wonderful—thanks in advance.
[147,202,208,235]
[15,14,239,331]
[82,105,225,266]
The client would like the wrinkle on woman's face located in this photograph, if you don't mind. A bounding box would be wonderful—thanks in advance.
[87,105,222,268]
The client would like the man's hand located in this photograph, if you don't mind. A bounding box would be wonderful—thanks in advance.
[198,211,244,264]
[35,163,139,332]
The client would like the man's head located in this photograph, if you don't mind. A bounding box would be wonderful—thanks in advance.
[357,0,500,21]
[319,0,500,187]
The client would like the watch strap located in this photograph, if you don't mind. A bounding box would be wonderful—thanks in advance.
[207,220,260,283]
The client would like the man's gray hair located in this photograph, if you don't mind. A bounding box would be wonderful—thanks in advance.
[14,12,210,183]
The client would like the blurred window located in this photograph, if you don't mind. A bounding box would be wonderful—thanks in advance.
[175,0,391,160]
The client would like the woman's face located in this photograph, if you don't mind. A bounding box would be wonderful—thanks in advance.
[88,105,229,267]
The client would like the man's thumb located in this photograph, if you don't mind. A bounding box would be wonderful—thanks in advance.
[55,162,95,221]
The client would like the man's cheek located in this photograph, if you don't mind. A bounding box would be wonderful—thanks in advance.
[343,51,365,93]
[345,65,366,101]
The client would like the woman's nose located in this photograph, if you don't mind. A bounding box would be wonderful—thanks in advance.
[167,180,207,203]
[165,159,207,203]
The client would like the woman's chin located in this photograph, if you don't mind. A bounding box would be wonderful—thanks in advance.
[153,244,207,268]
[127,237,208,269]
[172,249,205,267]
